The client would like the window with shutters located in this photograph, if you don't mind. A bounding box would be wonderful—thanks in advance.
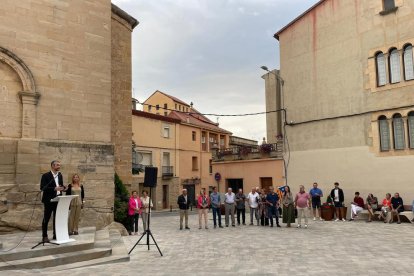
[389,48,401,84]
[133,151,152,170]
[163,126,170,138]
[192,156,198,171]
[376,52,387,86]
[378,116,390,151]
[392,113,405,150]
[403,44,414,81]
[408,112,414,149]
[383,0,395,11]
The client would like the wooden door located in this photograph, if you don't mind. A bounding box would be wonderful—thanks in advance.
[260,177,273,193]
[162,185,168,209]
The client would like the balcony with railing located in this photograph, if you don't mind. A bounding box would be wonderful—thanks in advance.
[212,142,283,162]
[162,166,174,178]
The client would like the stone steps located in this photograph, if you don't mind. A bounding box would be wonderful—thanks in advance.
[0,247,112,270]
[0,227,96,262]
[42,228,129,272]
[0,226,130,271]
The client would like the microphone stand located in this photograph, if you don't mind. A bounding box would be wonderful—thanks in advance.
[31,172,64,249]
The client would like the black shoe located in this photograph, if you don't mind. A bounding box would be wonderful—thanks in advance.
[232,225,235,227]
[185,227,190,230]
[180,227,183,230]
[226,225,229,227]
[270,225,274,227]
[277,224,281,228]
[219,225,223,228]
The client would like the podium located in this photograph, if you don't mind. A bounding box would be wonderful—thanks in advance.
[51,195,78,244]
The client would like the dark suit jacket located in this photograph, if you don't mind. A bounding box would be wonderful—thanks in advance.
[177,194,190,210]
[40,171,64,203]
[330,188,344,203]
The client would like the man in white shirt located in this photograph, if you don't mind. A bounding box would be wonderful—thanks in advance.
[247,188,260,225]
[224,188,236,227]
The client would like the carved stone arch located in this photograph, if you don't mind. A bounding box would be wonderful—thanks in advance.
[0,46,40,138]
[0,47,36,92]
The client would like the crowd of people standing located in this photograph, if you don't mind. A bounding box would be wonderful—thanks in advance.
[176,182,414,230]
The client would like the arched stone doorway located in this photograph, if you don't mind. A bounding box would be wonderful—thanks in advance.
[0,46,40,138]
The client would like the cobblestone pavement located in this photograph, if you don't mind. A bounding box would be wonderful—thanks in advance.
[8,212,414,275]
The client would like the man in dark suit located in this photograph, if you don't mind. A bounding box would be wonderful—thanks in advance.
[40,160,65,242]
[177,189,190,230]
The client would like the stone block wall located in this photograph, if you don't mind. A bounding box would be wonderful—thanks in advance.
[111,5,137,188]
[0,2,138,234]
[0,139,115,233]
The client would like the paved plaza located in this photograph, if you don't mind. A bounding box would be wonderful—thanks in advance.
[6,212,414,275]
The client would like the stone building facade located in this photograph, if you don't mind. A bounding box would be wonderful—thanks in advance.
[271,0,414,202]
[0,1,137,233]
[262,69,283,144]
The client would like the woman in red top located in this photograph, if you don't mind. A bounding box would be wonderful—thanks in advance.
[197,188,210,229]
[379,193,392,223]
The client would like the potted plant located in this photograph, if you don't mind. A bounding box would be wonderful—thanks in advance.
[320,196,335,221]
[259,143,272,154]
[239,146,251,157]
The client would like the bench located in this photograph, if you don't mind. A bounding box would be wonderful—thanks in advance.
[355,204,413,223]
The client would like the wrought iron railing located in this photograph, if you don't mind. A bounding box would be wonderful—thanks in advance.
[213,142,283,161]
[162,166,174,177]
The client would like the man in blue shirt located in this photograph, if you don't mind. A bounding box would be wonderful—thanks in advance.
[210,187,223,228]
[266,187,281,227]
[309,182,323,221]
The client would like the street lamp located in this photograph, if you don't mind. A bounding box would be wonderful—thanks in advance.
[261,66,288,186]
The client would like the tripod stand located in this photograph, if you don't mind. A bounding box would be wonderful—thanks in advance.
[128,187,163,256]
[32,237,59,249]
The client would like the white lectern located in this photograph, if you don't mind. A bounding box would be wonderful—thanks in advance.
[51,195,78,244]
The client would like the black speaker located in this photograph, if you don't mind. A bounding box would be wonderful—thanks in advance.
[144,167,158,188]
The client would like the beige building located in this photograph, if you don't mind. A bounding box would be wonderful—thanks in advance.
[132,91,232,208]
[269,0,414,203]
[0,2,137,232]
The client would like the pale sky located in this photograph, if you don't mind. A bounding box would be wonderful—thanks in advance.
[112,0,318,142]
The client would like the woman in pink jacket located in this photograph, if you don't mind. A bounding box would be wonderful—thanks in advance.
[128,191,142,235]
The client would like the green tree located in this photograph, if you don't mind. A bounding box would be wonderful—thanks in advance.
[114,173,129,229]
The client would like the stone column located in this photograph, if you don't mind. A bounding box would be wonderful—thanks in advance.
[18,91,40,139]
